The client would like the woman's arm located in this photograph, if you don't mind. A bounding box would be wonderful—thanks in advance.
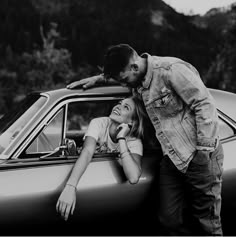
[118,138,142,184]
[56,136,97,221]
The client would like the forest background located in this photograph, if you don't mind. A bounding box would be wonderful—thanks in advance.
[0,0,236,114]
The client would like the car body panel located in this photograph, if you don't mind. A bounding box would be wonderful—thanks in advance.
[0,86,235,235]
[210,88,236,122]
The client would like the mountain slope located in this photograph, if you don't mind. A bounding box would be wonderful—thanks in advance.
[0,0,218,74]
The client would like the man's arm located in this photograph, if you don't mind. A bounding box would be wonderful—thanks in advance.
[169,62,219,151]
[67,74,118,89]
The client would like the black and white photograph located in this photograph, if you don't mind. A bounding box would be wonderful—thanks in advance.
[0,0,236,236]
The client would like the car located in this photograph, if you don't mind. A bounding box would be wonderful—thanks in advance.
[0,85,235,235]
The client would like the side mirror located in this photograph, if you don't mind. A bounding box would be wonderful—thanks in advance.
[40,138,77,159]
[63,138,77,156]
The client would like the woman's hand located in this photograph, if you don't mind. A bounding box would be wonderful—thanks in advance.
[56,184,76,221]
[117,123,132,139]
[67,75,104,89]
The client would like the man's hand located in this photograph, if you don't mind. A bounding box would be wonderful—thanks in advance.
[67,74,104,89]
[192,150,212,165]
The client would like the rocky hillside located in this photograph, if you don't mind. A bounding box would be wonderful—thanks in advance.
[0,0,235,113]
[0,0,218,73]
[191,3,236,91]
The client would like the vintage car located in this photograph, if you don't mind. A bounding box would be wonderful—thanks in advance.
[0,85,235,235]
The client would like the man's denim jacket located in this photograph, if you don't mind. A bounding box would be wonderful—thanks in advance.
[136,54,219,172]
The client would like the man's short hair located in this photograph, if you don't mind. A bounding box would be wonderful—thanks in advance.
[103,44,135,78]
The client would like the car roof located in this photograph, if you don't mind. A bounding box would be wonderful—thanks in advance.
[209,88,236,122]
[38,86,235,122]
[40,86,131,102]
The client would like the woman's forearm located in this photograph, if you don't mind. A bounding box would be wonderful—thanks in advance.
[66,147,94,188]
[118,139,142,184]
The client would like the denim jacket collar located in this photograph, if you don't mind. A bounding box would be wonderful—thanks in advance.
[140,53,155,89]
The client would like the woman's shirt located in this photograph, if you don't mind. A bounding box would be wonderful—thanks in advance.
[84,117,143,156]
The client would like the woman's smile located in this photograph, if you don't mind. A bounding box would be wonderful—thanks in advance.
[112,108,120,116]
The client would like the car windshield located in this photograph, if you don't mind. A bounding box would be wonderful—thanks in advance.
[0,94,47,154]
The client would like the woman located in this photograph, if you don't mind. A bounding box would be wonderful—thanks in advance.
[56,96,147,221]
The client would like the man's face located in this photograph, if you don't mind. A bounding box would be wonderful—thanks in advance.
[114,64,142,88]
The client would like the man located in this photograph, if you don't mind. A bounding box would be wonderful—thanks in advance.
[67,44,224,235]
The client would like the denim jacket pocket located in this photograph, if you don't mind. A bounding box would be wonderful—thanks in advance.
[152,93,172,107]
[150,92,183,118]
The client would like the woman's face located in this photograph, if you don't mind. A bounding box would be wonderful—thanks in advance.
[109,98,135,124]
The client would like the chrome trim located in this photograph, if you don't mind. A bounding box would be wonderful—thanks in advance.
[62,104,68,142]
[221,135,236,144]
[43,89,130,106]
[13,96,124,158]
[61,104,68,156]
[218,111,236,144]
[218,110,236,131]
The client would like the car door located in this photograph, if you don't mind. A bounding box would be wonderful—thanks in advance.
[0,95,161,234]
[217,111,236,235]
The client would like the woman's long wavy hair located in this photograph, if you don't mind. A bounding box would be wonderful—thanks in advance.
[129,95,148,140]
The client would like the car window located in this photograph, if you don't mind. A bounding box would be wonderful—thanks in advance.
[0,95,47,154]
[219,117,235,140]
[21,99,120,158]
[66,100,119,150]
[26,108,64,154]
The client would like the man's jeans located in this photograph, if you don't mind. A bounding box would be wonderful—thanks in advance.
[158,142,224,236]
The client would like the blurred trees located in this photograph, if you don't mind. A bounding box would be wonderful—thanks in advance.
[21,22,73,91]
[204,5,236,93]
[0,0,235,114]
[0,21,74,113]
